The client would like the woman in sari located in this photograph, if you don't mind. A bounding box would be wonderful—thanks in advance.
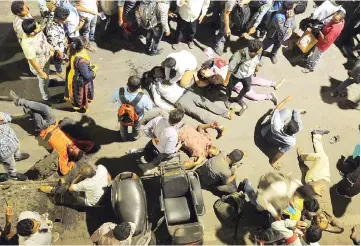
[65,37,97,112]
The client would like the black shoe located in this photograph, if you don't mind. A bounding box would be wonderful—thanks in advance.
[237,178,249,193]
[9,173,28,181]
[148,48,164,56]
[270,55,278,64]
[15,153,30,162]
[9,90,20,105]
[0,173,9,182]
[311,130,330,135]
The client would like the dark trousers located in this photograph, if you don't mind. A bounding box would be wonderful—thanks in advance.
[18,98,56,131]
[226,75,252,101]
[146,24,164,52]
[262,36,282,57]
[175,17,197,43]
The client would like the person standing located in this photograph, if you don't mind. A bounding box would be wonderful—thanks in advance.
[0,112,29,182]
[261,96,304,170]
[21,18,54,101]
[45,6,69,80]
[172,0,210,50]
[262,0,296,64]
[75,0,99,51]
[11,0,32,43]
[111,76,153,141]
[65,37,98,113]
[332,59,360,97]
[302,11,345,73]
[223,40,263,109]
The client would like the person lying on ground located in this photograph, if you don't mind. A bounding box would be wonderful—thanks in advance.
[136,107,184,175]
[51,164,111,207]
[178,121,221,169]
[0,112,29,182]
[17,211,59,245]
[91,221,136,245]
[148,68,232,138]
[261,96,304,170]
[239,172,302,218]
[9,91,95,176]
[271,218,322,245]
[297,130,344,234]
[197,149,244,195]
[196,57,283,106]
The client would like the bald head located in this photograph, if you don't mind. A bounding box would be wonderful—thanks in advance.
[79,164,95,178]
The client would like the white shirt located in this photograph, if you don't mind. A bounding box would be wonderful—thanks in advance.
[78,0,98,19]
[151,81,185,110]
[177,0,210,22]
[72,165,109,206]
[166,50,198,84]
[271,220,302,246]
[312,0,346,24]
[228,50,260,79]
[143,116,178,154]
[18,211,52,245]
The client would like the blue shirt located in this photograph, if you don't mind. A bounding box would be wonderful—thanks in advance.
[111,88,153,118]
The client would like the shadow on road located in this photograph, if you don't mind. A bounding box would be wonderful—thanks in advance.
[329,184,352,218]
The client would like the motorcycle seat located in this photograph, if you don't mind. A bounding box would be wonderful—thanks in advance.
[164,197,191,224]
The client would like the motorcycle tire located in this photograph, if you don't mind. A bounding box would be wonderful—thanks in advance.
[188,173,205,216]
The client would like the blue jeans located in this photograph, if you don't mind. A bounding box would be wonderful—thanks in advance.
[262,36,282,57]
[82,15,97,41]
[333,78,356,94]
[146,24,164,52]
[34,59,51,100]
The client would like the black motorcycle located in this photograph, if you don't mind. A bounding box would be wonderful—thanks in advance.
[111,172,155,245]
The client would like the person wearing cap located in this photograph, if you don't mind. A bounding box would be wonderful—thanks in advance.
[262,0,296,64]
[197,149,244,195]
[44,6,70,80]
[223,40,263,110]
[0,112,29,182]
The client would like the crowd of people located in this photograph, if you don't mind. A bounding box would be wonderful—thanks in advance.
[0,0,360,245]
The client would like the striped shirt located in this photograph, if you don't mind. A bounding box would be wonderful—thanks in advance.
[0,113,20,161]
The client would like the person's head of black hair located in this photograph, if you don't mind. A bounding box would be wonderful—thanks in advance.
[228,149,244,163]
[208,74,224,85]
[283,0,295,10]
[17,219,34,236]
[113,222,132,241]
[69,37,84,57]
[11,1,27,16]
[284,119,299,136]
[169,103,185,125]
[163,57,176,68]
[248,40,263,57]
[54,6,70,22]
[305,225,322,243]
[21,18,37,35]
[304,198,320,213]
[127,76,141,92]
[296,184,317,200]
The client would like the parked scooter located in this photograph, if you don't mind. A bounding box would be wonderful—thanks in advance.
[111,172,155,245]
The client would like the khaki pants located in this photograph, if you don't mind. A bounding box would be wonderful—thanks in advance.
[180,70,197,88]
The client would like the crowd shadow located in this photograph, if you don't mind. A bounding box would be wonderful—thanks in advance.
[329,184,352,218]
[320,77,359,110]
[253,109,278,166]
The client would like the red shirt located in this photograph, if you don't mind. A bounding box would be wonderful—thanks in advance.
[317,20,345,51]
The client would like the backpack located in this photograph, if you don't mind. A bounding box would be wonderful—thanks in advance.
[117,88,143,126]
[213,193,246,225]
[231,4,251,29]
[135,0,157,30]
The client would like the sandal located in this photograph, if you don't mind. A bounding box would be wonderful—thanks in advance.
[329,135,340,144]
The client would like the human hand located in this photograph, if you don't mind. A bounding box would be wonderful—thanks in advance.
[57,51,64,60]
[5,207,13,223]
[168,12,177,18]
[39,71,48,79]
[226,27,231,37]
[272,162,281,170]
[248,26,256,35]
[118,18,124,27]
[296,221,308,230]
[199,14,205,24]
[211,121,219,128]
[153,138,160,144]
[165,31,171,36]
